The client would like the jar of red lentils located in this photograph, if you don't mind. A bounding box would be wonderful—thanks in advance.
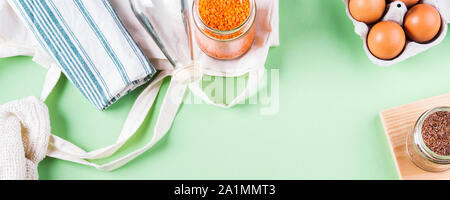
[192,0,256,60]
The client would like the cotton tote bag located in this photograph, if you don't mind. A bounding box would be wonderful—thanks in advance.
[0,0,278,171]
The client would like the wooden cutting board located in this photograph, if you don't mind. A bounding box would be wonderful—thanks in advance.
[380,93,450,180]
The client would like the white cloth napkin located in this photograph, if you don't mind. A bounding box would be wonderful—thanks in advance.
[0,97,50,180]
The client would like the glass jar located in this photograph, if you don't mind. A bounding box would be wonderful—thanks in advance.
[407,107,450,172]
[192,0,256,60]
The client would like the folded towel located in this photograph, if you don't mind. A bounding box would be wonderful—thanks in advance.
[7,0,156,110]
[0,97,50,180]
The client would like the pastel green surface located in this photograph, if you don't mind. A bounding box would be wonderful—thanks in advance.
[1,0,450,180]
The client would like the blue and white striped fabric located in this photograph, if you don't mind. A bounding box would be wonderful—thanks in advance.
[8,0,156,110]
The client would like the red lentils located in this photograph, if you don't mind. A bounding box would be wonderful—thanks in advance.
[199,0,251,31]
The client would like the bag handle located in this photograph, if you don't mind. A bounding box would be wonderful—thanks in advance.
[188,68,264,108]
[40,61,260,171]
[40,63,61,101]
[45,69,184,171]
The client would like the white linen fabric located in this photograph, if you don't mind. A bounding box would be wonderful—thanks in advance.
[0,97,50,180]
[0,0,279,174]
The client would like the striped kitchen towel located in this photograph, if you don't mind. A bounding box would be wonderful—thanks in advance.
[7,0,156,110]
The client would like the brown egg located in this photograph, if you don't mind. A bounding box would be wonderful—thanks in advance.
[368,21,406,60]
[349,0,386,24]
[404,4,441,43]
[388,0,419,7]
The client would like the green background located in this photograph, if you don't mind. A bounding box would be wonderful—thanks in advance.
[1,0,450,180]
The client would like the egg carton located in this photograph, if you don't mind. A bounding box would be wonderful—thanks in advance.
[343,0,450,66]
